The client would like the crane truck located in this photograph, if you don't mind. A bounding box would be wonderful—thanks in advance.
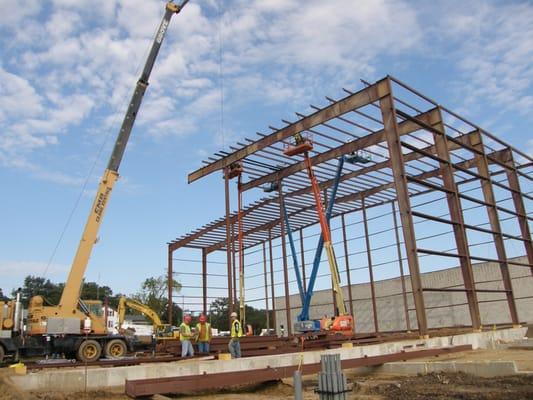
[0,0,189,363]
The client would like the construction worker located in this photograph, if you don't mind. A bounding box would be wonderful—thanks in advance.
[195,314,212,354]
[228,311,243,358]
[179,314,194,358]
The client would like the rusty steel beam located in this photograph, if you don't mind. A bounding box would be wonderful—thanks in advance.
[125,345,473,397]
[188,81,387,184]
[167,245,173,324]
[262,242,270,329]
[278,184,292,336]
[224,170,234,313]
[502,149,533,275]
[392,201,411,332]
[341,214,354,317]
[240,107,440,192]
[431,108,480,330]
[379,77,427,335]
[268,229,277,330]
[362,196,379,333]
[468,131,519,325]
[202,248,207,314]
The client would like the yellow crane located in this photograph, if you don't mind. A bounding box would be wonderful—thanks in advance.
[0,1,189,364]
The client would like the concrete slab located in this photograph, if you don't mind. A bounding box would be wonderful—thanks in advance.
[379,360,518,377]
[9,326,527,393]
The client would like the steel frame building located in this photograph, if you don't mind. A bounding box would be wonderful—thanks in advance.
[168,75,532,337]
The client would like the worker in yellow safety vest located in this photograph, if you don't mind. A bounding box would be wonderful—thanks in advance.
[195,314,212,354]
[228,311,243,358]
[180,314,194,358]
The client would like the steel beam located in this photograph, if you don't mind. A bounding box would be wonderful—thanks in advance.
[202,248,207,315]
[278,184,292,336]
[167,245,173,324]
[188,81,387,184]
[468,132,519,324]
[341,214,354,317]
[125,345,473,397]
[379,77,427,335]
[431,108,480,330]
[362,197,379,333]
[268,229,277,330]
[262,242,270,329]
[224,169,234,313]
[392,201,411,331]
[502,149,533,275]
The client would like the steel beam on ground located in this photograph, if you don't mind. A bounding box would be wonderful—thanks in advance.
[125,345,473,397]
[379,77,427,335]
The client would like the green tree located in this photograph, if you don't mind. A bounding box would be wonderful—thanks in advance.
[131,274,181,323]
[209,297,270,334]
[15,276,64,307]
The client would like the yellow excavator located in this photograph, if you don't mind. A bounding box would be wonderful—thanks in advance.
[116,297,178,340]
[0,1,189,363]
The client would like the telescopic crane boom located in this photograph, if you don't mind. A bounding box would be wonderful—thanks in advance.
[28,1,189,336]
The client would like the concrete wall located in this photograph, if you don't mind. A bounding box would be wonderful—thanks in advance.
[274,256,532,334]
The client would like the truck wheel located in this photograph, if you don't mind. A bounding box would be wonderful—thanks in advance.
[77,340,102,362]
[104,339,127,359]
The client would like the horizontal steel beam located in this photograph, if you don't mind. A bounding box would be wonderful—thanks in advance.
[188,79,390,184]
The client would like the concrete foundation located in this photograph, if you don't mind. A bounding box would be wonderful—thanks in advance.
[9,327,527,393]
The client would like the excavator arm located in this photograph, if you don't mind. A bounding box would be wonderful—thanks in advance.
[117,297,163,331]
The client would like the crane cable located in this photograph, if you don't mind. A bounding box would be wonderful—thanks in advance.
[42,11,162,279]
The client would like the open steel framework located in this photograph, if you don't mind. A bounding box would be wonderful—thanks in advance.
[168,75,533,336]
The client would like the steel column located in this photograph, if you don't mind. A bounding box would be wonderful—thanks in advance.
[341,214,354,317]
[391,201,411,331]
[262,242,270,330]
[167,245,173,325]
[432,108,480,330]
[299,228,307,293]
[362,197,379,333]
[378,77,427,335]
[202,248,207,315]
[469,132,519,324]
[278,182,292,336]
[503,149,533,274]
[224,169,233,313]
[268,228,277,330]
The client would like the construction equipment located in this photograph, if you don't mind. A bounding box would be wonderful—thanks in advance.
[117,297,177,340]
[0,1,189,363]
[283,136,355,334]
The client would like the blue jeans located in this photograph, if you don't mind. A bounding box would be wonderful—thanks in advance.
[228,338,241,358]
[181,340,194,358]
[197,341,210,353]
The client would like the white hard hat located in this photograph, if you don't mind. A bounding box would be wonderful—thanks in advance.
[230,312,238,318]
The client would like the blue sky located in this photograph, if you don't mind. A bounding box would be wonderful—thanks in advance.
[0,0,532,305]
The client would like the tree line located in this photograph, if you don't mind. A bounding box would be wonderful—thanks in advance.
[3,275,270,331]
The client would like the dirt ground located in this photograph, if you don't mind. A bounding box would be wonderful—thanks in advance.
[1,349,533,400]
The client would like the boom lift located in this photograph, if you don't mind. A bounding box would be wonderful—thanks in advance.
[0,1,189,363]
[282,135,361,335]
[117,297,178,340]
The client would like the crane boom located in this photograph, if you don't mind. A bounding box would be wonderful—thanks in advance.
[58,2,187,312]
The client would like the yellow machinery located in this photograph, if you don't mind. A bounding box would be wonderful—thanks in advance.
[0,1,189,364]
[117,297,178,340]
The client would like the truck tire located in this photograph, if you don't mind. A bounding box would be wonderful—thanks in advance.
[0,345,4,363]
[77,340,102,362]
[104,339,127,359]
